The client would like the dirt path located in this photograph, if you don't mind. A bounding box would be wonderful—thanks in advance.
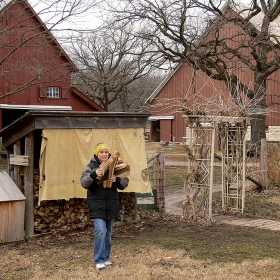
[165,188,185,216]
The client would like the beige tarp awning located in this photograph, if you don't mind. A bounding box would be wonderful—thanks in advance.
[39,128,151,204]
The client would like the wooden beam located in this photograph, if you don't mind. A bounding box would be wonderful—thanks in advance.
[34,115,147,129]
[155,151,165,214]
[10,154,29,166]
[12,141,22,189]
[0,112,150,148]
[2,122,34,148]
[24,132,34,237]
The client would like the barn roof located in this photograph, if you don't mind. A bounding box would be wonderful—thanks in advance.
[71,87,105,111]
[0,111,150,148]
[0,0,78,72]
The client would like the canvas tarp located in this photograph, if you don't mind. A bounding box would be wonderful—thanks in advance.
[39,128,151,204]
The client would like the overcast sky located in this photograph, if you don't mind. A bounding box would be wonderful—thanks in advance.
[29,0,102,33]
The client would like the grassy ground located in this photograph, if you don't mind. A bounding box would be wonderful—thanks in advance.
[1,143,280,279]
[1,212,280,280]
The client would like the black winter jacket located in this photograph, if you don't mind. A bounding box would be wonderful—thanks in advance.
[80,155,129,220]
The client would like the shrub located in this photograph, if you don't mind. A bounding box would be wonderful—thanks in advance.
[267,142,280,188]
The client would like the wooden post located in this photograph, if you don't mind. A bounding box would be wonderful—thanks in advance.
[156,151,165,214]
[13,140,21,189]
[242,135,246,213]
[131,192,138,221]
[6,146,13,177]
[209,126,215,221]
[24,132,34,237]
[261,138,268,190]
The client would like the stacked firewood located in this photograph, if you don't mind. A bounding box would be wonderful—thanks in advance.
[33,169,136,234]
[33,169,91,233]
[119,192,137,221]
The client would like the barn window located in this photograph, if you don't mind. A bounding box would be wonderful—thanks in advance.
[47,87,60,98]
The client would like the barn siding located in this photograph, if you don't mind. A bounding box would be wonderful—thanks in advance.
[0,1,72,106]
[160,119,172,142]
[0,0,104,130]
[149,19,280,142]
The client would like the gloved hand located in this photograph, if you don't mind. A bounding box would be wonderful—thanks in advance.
[90,170,97,179]
[115,177,121,184]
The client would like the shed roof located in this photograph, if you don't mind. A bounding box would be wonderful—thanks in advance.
[0,171,26,202]
[0,111,150,148]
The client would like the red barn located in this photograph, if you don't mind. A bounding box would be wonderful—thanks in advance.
[0,0,104,129]
[147,5,280,143]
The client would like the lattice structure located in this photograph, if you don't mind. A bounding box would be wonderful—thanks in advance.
[182,115,248,220]
[182,115,215,220]
[218,117,248,212]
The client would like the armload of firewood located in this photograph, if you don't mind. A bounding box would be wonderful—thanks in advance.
[97,151,130,188]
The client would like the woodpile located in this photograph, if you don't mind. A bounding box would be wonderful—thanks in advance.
[119,192,137,221]
[33,169,136,234]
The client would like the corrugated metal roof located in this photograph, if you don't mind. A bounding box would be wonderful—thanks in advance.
[0,171,26,202]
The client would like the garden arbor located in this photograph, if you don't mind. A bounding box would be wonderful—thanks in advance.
[182,115,249,220]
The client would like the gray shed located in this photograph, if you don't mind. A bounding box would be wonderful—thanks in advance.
[0,171,26,243]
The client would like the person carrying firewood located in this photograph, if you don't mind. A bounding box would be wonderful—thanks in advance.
[80,143,129,270]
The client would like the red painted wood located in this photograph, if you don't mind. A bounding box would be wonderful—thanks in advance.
[0,0,104,129]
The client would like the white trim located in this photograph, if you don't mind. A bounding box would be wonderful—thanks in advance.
[148,116,174,121]
[0,104,72,110]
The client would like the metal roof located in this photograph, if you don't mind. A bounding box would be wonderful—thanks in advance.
[0,104,72,110]
[0,171,26,202]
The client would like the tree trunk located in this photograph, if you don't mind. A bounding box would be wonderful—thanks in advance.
[250,72,267,153]
[250,113,266,152]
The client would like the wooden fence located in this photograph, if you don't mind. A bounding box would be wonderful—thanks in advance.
[137,151,165,214]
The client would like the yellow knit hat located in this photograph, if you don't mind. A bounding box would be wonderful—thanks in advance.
[95,143,109,155]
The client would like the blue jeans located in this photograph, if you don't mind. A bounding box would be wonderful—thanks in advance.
[93,218,114,264]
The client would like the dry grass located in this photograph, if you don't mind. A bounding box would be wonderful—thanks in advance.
[1,214,280,280]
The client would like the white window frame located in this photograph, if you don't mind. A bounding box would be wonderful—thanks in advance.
[47,87,60,98]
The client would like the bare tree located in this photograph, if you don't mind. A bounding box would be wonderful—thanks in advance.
[108,74,163,112]
[108,0,280,148]
[69,20,163,111]
[0,0,100,99]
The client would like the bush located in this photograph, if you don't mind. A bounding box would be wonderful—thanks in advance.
[267,142,280,188]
